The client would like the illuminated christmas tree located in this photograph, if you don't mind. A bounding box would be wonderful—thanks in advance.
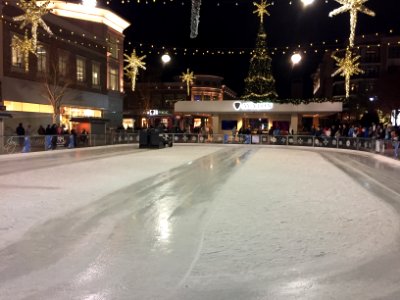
[242,1,277,101]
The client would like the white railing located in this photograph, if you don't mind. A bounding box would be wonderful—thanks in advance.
[1,133,398,160]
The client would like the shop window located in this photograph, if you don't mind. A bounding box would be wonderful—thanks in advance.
[76,56,86,83]
[108,66,119,91]
[58,50,68,77]
[37,44,47,73]
[11,35,27,71]
[363,49,380,63]
[92,62,101,87]
[388,46,400,59]
[221,120,237,130]
[107,34,119,59]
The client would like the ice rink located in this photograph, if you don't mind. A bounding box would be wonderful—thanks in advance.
[1,144,400,300]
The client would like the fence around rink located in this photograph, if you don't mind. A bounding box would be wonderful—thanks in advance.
[0,133,398,160]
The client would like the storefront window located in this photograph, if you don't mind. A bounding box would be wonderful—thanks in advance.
[4,101,53,113]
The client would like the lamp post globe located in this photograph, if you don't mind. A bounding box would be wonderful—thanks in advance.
[291,53,302,65]
[161,54,171,64]
[301,0,314,6]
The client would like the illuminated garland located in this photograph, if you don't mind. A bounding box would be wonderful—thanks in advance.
[272,97,346,105]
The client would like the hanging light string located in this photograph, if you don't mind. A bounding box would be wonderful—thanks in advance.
[3,15,398,57]
[103,0,342,6]
[125,32,400,57]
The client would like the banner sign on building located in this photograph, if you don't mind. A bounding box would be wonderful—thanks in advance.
[233,101,273,111]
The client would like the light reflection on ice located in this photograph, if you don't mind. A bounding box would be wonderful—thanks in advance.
[282,278,315,295]
[75,263,104,285]
[80,292,107,300]
[157,211,170,242]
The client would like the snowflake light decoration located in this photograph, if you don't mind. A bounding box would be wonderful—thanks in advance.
[124,50,146,91]
[329,0,375,48]
[180,69,196,96]
[13,0,53,50]
[11,30,37,72]
[331,48,364,98]
[253,0,272,24]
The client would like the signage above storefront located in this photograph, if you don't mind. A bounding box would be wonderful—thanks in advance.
[147,109,159,116]
[233,101,273,111]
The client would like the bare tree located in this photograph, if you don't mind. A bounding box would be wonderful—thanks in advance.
[43,61,70,124]
[138,82,153,114]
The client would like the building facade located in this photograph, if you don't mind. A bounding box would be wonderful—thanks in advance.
[175,100,343,135]
[0,0,130,136]
[313,34,400,124]
[123,74,237,131]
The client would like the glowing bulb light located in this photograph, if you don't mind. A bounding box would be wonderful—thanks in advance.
[82,0,97,7]
[161,54,171,63]
[291,53,302,65]
[301,0,314,6]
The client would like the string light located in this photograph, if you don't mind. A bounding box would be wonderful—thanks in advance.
[103,0,350,6]
[2,3,396,60]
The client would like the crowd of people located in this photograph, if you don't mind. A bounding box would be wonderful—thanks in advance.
[12,120,400,158]
[306,122,399,140]
[15,123,88,151]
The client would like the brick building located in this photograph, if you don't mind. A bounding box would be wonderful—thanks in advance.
[0,0,130,136]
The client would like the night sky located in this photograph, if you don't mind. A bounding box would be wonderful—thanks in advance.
[107,0,398,98]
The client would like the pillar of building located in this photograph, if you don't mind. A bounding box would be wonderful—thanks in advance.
[211,115,219,134]
[313,115,320,128]
[0,118,3,153]
[290,113,299,134]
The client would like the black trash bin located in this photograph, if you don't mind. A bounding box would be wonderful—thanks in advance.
[139,129,150,148]
[139,129,173,149]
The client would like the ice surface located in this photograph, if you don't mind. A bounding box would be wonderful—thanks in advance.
[0,145,400,300]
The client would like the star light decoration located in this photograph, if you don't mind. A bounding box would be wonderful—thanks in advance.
[180,69,196,96]
[190,0,202,38]
[11,30,36,72]
[329,0,375,48]
[331,48,364,98]
[253,0,271,24]
[124,50,146,91]
[13,0,53,51]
